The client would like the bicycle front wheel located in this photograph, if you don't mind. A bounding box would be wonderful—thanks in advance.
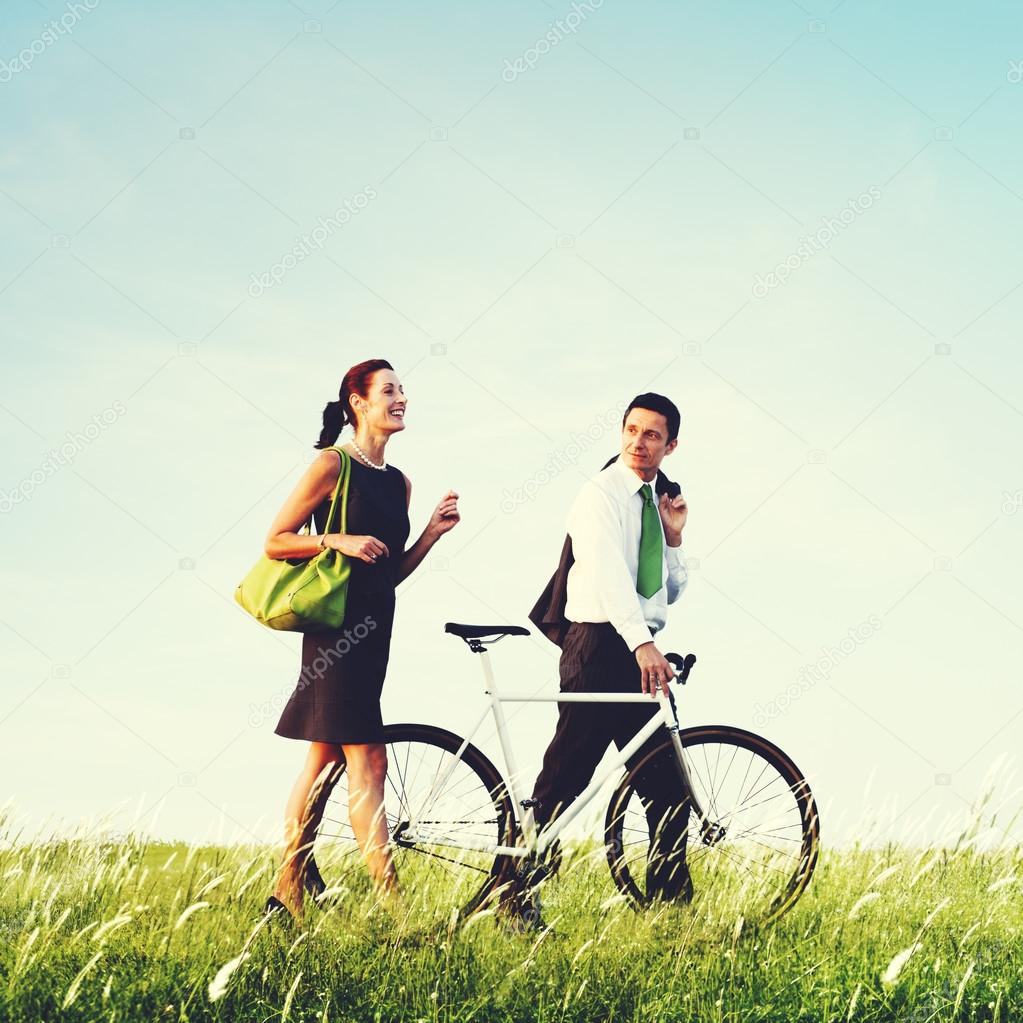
[605,725,819,924]
[313,723,515,927]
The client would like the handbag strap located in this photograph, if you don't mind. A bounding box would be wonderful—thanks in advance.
[305,446,351,536]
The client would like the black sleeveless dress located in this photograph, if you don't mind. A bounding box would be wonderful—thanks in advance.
[274,453,411,745]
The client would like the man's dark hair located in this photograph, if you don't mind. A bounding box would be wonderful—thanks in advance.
[623,392,681,442]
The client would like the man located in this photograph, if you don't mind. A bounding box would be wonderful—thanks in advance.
[521,392,692,918]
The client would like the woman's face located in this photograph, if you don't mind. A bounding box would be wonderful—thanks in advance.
[351,369,406,434]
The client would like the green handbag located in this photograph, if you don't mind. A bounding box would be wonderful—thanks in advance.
[234,446,353,632]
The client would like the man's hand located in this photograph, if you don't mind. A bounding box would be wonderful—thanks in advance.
[658,491,687,544]
[634,641,675,698]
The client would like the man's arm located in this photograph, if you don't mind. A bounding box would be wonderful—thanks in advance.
[568,484,652,653]
[659,490,689,605]
[665,543,688,604]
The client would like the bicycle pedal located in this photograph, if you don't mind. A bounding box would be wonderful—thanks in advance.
[521,864,551,885]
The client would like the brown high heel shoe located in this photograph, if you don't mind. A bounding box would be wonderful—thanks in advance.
[303,853,327,899]
[263,894,300,927]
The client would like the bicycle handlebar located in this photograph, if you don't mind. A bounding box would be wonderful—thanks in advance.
[665,652,697,684]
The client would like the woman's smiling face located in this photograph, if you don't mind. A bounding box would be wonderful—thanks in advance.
[351,368,406,434]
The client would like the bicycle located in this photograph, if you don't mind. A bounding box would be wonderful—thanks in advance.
[310,622,820,929]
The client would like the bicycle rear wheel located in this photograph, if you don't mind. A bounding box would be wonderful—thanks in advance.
[313,723,515,927]
[605,725,819,924]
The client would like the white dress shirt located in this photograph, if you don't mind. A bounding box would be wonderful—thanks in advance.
[564,457,688,652]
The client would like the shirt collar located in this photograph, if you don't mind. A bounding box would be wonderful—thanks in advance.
[607,456,652,497]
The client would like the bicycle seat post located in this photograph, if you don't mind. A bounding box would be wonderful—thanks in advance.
[443,622,539,854]
[473,641,497,696]
[472,641,538,852]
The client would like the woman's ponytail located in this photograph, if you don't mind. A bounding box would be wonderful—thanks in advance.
[314,400,346,449]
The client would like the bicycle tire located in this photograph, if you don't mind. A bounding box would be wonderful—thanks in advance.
[313,723,516,925]
[605,724,820,924]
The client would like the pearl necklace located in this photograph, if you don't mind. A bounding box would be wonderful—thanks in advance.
[350,439,387,471]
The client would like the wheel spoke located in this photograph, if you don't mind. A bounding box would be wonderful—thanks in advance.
[400,845,491,875]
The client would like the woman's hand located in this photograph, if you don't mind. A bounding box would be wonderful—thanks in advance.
[426,490,460,539]
[326,534,390,564]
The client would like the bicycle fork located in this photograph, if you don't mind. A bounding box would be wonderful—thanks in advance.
[662,701,728,849]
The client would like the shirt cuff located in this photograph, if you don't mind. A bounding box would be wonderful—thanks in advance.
[619,619,654,653]
[665,542,686,576]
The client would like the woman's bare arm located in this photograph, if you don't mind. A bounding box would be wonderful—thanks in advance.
[263,450,341,560]
[397,473,431,583]
[397,475,460,584]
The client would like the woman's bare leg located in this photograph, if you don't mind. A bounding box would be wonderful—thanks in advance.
[341,742,397,896]
[274,741,344,916]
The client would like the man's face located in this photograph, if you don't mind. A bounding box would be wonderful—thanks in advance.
[620,407,677,479]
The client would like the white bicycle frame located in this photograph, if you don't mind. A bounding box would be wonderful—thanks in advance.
[399,638,707,860]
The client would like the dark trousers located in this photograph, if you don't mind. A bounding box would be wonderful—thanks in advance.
[530,621,691,898]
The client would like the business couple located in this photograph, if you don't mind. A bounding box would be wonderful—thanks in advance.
[261,357,690,925]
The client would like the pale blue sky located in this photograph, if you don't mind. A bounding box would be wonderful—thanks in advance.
[2,0,1023,849]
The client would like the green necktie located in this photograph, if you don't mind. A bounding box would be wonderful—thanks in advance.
[636,483,663,598]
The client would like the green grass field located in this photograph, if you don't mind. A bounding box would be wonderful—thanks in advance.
[1,825,1019,1022]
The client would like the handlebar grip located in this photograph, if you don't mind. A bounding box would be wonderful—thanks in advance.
[665,652,697,684]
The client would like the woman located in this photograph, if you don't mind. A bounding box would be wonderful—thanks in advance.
[262,358,460,923]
